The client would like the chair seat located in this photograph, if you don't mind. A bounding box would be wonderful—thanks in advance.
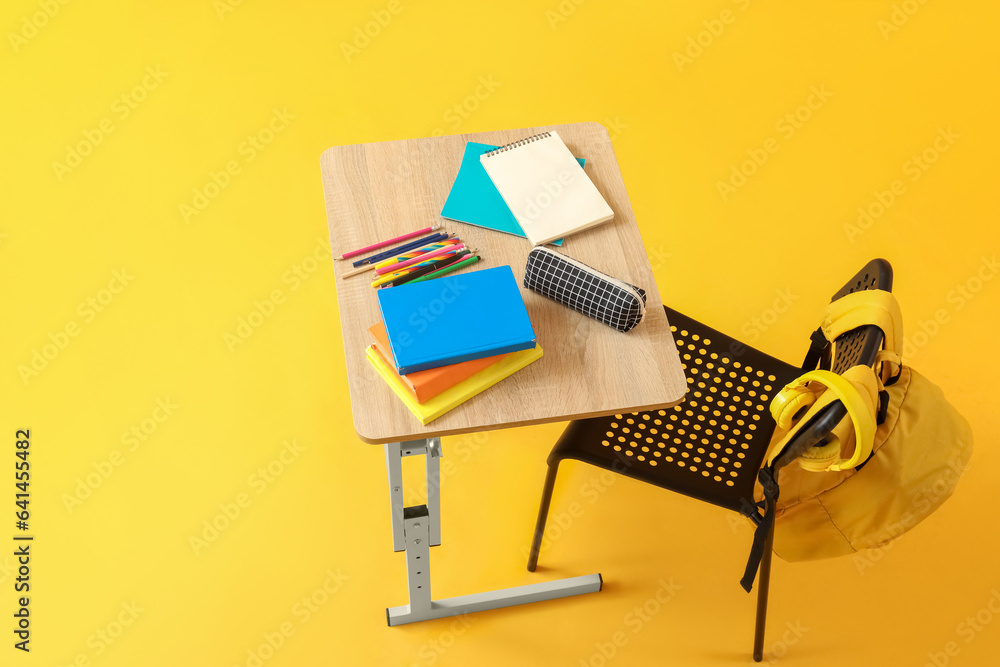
[549,307,801,515]
[529,261,895,662]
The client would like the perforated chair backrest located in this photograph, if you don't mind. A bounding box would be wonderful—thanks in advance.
[824,259,893,373]
[773,259,895,470]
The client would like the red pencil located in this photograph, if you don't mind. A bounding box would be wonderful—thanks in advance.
[335,225,441,261]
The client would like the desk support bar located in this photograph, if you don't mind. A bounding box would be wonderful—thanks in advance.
[401,505,432,612]
[383,438,603,626]
[385,439,441,552]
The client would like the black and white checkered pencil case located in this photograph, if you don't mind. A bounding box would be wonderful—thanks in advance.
[523,247,646,333]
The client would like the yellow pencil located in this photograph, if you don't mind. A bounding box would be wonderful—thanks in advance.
[373,236,458,269]
[370,246,467,287]
[371,268,411,288]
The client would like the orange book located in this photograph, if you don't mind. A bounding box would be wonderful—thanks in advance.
[368,323,508,403]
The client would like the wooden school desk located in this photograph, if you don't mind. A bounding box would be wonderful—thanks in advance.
[320,122,686,625]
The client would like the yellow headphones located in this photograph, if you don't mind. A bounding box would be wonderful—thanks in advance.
[770,368,877,472]
[768,289,901,473]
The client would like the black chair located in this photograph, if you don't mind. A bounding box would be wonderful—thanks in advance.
[527,259,892,661]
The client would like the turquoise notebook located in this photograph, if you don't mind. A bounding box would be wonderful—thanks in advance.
[376,265,537,374]
[441,142,584,245]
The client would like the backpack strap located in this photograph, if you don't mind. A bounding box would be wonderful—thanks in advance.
[821,289,903,382]
[741,368,878,591]
[742,289,902,592]
[741,365,879,592]
[801,327,829,371]
[741,464,778,592]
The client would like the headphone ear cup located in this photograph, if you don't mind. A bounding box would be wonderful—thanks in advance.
[771,384,818,430]
[798,437,842,472]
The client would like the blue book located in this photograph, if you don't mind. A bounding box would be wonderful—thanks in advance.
[441,142,584,245]
[376,265,537,374]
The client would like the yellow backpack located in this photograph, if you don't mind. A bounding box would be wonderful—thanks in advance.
[741,288,973,590]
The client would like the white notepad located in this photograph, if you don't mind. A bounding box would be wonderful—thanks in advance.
[479,131,614,246]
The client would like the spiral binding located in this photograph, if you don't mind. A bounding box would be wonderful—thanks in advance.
[482,132,552,158]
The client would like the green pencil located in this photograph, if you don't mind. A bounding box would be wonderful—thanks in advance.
[407,255,481,283]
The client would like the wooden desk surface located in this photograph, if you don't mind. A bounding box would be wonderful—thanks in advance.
[320,122,686,444]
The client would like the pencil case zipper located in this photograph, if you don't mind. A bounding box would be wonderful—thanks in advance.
[530,246,647,322]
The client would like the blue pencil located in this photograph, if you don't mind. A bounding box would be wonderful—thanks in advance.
[350,231,448,267]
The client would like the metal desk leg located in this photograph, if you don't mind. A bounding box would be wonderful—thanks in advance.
[383,438,603,626]
[386,439,441,551]
[385,442,406,552]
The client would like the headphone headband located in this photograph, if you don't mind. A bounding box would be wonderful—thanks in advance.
[773,369,877,471]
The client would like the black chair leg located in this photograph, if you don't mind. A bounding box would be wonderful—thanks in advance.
[752,524,775,662]
[527,462,560,572]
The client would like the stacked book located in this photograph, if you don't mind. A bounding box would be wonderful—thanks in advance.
[366,265,542,424]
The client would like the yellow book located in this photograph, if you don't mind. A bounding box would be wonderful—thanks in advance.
[365,343,543,425]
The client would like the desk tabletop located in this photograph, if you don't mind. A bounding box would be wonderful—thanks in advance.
[320,122,686,444]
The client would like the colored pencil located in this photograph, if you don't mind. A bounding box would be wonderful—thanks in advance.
[370,247,467,288]
[407,255,481,284]
[342,237,457,278]
[382,251,472,288]
[336,225,440,261]
[375,243,466,276]
[373,237,459,269]
[349,231,449,268]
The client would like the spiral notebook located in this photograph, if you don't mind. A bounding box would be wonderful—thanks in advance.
[440,141,578,245]
[479,131,614,246]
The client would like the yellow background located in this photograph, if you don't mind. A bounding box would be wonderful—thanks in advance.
[3,1,999,665]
